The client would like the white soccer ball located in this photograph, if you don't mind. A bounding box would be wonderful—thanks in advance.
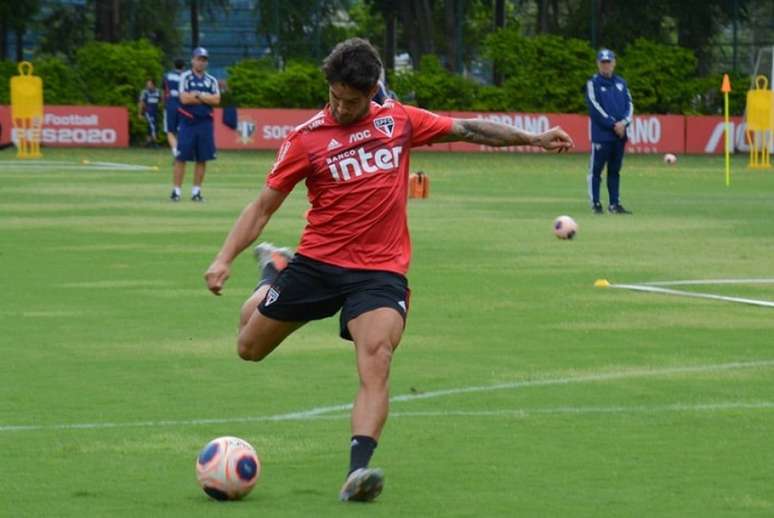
[663,153,677,164]
[196,436,261,501]
[553,215,578,240]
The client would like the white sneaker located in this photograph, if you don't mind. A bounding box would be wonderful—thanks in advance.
[252,242,294,271]
[339,468,384,502]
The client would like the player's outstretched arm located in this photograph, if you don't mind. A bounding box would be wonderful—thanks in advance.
[204,186,289,295]
[441,119,574,152]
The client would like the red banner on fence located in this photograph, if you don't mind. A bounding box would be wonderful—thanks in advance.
[213,108,318,150]
[0,105,128,147]
[0,105,750,155]
[214,109,683,154]
[443,112,685,154]
[685,115,746,154]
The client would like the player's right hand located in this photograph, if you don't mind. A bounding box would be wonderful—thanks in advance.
[204,260,230,296]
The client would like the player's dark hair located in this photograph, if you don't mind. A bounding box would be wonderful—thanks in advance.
[322,38,382,94]
[174,58,185,69]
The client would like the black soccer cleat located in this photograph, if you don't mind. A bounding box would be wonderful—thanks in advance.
[608,203,632,214]
[191,192,205,202]
[170,190,181,202]
[592,202,604,214]
[339,468,384,503]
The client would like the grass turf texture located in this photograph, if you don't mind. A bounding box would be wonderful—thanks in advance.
[1,148,773,517]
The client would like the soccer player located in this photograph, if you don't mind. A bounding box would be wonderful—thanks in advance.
[171,47,220,202]
[204,38,573,502]
[163,58,187,158]
[584,48,634,214]
[138,79,161,147]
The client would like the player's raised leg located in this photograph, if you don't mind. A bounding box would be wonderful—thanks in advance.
[339,307,404,502]
[237,243,301,361]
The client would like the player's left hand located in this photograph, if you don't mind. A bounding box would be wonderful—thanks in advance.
[537,126,574,153]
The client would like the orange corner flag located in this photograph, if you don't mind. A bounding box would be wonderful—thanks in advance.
[721,73,732,93]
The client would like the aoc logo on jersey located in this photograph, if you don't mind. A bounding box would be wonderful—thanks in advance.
[373,116,395,137]
[326,145,403,181]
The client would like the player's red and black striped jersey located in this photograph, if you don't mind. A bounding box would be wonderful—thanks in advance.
[266,100,453,275]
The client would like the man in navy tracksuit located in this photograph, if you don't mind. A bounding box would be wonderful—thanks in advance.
[584,49,633,214]
[171,47,220,202]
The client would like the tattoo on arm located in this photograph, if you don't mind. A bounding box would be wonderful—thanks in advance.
[440,119,539,147]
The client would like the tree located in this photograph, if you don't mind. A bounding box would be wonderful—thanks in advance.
[39,3,94,60]
[257,0,347,66]
[94,0,120,42]
[188,0,229,49]
[0,0,40,61]
[122,0,180,56]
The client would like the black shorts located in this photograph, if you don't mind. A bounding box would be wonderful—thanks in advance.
[257,254,410,341]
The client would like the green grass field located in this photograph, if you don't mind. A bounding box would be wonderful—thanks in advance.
[2,148,773,517]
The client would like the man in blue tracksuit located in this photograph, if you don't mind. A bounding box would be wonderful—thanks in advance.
[584,48,633,214]
[171,47,220,202]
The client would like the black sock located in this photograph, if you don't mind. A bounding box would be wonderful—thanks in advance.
[256,262,279,290]
[348,435,377,476]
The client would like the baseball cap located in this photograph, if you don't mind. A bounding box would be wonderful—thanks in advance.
[192,47,209,58]
[597,49,615,62]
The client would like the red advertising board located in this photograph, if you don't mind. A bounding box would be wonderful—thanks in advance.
[447,112,588,153]
[685,115,745,154]
[0,105,12,145]
[623,114,685,154]
[0,104,750,155]
[213,108,318,150]
[0,105,128,147]
[445,112,684,154]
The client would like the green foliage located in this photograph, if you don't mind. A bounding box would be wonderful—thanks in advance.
[690,71,750,116]
[484,29,595,113]
[616,38,698,114]
[37,4,94,61]
[227,59,327,109]
[0,60,18,104]
[75,39,163,142]
[390,55,477,110]
[34,57,85,105]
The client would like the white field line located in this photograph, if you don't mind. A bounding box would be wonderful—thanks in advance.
[641,278,774,287]
[2,359,773,433]
[0,160,155,171]
[610,283,774,308]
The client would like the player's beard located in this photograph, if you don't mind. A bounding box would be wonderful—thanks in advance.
[334,104,369,126]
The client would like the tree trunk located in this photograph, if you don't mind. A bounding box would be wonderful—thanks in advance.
[397,1,418,67]
[0,17,7,60]
[15,26,23,62]
[190,0,199,48]
[95,0,119,42]
[384,11,396,71]
[415,0,434,56]
[445,0,456,72]
[537,0,549,33]
[493,0,505,86]
[111,0,120,41]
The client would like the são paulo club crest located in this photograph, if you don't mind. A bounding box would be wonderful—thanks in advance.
[237,118,257,145]
[373,116,395,137]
